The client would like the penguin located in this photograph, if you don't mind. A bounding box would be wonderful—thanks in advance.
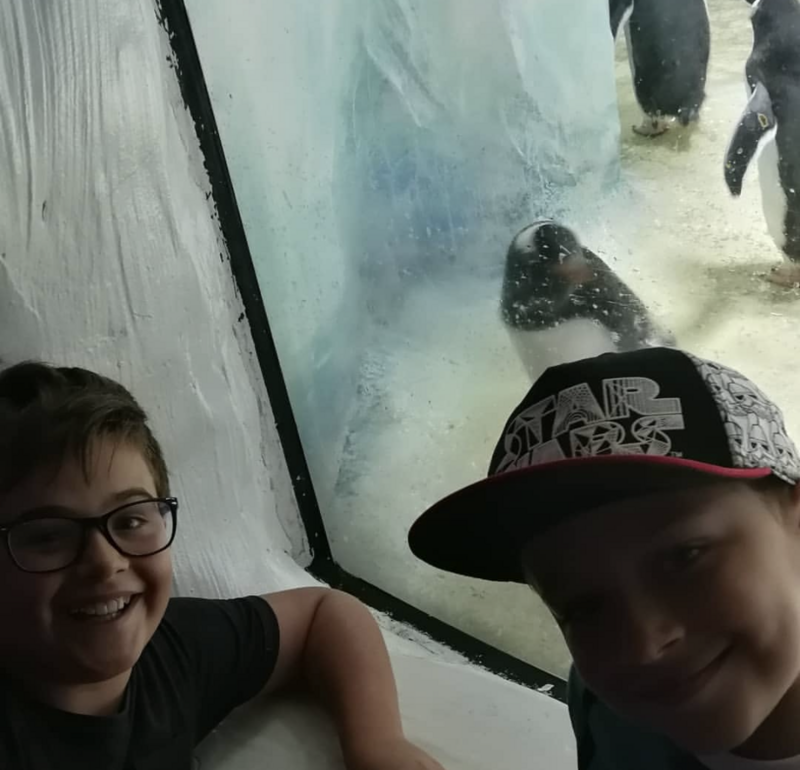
[610,0,711,137]
[724,0,800,287]
[500,221,675,379]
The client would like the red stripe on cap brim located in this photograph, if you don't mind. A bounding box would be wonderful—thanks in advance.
[408,455,771,583]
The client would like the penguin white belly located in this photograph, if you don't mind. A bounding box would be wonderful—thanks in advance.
[757,132,788,251]
[507,319,619,382]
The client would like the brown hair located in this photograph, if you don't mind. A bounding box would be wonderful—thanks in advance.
[0,361,169,497]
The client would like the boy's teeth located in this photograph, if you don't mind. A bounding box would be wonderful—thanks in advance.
[73,597,131,616]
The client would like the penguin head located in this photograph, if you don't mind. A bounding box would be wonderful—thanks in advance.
[508,220,591,282]
[500,221,595,329]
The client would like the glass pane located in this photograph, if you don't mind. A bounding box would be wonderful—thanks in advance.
[185,0,798,677]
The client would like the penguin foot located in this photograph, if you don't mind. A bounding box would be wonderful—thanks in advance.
[633,117,671,137]
[766,264,800,288]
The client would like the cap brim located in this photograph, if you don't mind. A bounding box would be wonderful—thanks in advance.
[408,455,770,583]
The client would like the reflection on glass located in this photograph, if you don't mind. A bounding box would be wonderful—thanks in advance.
[186,0,800,676]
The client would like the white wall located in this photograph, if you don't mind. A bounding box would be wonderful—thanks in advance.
[199,655,576,770]
[0,1,575,767]
[0,0,309,597]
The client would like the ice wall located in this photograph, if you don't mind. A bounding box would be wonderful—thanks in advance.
[351,0,621,287]
[185,0,621,513]
[0,0,308,597]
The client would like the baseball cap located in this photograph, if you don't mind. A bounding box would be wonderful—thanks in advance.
[408,347,800,583]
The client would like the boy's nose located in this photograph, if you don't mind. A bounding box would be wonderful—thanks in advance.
[74,528,130,579]
[619,596,684,667]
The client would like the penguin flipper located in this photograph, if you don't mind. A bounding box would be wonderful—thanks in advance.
[580,249,668,351]
[724,82,776,196]
[609,0,635,39]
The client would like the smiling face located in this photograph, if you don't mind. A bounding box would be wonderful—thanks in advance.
[0,439,173,709]
[522,480,800,757]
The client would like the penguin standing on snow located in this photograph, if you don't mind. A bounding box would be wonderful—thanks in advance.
[724,0,800,287]
[500,221,675,380]
[610,0,711,137]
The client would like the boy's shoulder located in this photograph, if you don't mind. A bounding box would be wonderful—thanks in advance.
[140,595,280,735]
[567,667,707,770]
[154,594,279,666]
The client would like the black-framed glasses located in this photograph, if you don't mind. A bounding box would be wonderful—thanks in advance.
[0,497,178,573]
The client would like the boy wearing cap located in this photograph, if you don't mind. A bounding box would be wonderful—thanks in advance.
[411,347,800,769]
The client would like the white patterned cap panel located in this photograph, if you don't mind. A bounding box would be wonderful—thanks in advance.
[686,353,800,484]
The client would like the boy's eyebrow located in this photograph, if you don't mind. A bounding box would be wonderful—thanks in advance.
[9,505,77,523]
[108,487,155,504]
[7,488,156,524]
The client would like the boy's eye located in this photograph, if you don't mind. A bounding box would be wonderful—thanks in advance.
[116,515,146,530]
[662,543,709,573]
[13,520,78,552]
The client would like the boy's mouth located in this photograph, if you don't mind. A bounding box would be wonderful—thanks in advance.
[633,647,732,707]
[69,594,139,623]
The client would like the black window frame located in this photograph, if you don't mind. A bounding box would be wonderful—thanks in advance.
[156,0,566,701]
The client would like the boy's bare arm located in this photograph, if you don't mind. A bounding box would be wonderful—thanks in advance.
[261,588,445,770]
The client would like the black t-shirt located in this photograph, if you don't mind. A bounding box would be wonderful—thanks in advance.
[0,596,280,770]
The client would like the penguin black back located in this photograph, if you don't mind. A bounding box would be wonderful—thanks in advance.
[501,221,673,351]
[611,0,710,126]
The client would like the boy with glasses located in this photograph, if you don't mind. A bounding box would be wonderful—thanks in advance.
[0,361,445,770]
